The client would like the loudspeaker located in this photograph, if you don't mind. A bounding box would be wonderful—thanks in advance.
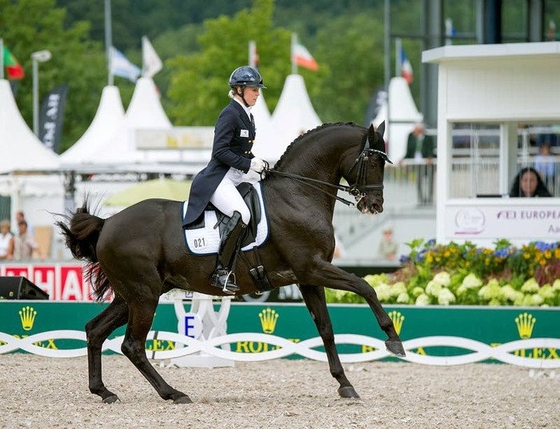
[0,276,49,300]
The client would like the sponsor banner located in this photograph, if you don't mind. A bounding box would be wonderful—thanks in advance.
[135,127,214,149]
[39,84,68,154]
[0,263,96,301]
[445,200,560,241]
[1,302,558,362]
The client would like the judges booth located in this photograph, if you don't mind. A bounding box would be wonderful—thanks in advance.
[422,42,560,246]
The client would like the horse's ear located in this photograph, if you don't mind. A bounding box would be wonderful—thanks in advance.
[376,121,386,139]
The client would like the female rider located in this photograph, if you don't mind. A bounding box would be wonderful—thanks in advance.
[183,66,267,294]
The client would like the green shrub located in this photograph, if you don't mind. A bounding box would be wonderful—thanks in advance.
[326,239,560,306]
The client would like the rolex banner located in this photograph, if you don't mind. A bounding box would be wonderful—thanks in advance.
[0,303,558,365]
[39,84,68,154]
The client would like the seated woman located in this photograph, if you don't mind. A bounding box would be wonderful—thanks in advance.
[509,167,552,197]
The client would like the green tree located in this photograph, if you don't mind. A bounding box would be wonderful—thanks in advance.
[313,13,385,124]
[167,0,295,125]
[0,0,109,152]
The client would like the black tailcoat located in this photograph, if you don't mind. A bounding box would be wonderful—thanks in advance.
[183,101,256,226]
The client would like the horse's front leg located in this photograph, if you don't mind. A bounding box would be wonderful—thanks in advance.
[299,284,360,399]
[298,258,405,357]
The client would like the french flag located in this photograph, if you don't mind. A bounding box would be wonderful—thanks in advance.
[400,45,413,85]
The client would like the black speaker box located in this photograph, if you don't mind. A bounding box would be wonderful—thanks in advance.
[0,276,49,300]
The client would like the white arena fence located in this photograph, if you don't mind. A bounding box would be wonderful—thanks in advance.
[1,330,559,369]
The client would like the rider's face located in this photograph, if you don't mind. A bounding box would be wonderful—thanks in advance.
[241,86,260,107]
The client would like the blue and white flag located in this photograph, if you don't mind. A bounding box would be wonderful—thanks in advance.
[110,46,140,82]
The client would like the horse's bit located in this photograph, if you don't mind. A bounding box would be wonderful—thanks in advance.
[266,136,392,207]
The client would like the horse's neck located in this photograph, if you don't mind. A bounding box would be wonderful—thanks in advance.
[276,141,348,183]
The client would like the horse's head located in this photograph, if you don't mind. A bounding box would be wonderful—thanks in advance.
[344,121,391,214]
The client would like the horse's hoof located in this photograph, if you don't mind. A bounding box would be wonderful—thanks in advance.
[173,395,193,404]
[102,395,120,404]
[338,386,360,399]
[385,340,406,357]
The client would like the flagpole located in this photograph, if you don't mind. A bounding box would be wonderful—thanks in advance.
[104,0,113,86]
[0,38,4,80]
[291,33,297,75]
[248,41,251,66]
[395,37,402,78]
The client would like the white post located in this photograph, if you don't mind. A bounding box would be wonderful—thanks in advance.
[31,50,52,136]
[170,291,234,368]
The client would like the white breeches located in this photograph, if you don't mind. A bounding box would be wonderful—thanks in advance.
[210,168,258,225]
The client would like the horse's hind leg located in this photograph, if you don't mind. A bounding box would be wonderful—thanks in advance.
[300,284,360,399]
[121,297,192,404]
[86,295,129,403]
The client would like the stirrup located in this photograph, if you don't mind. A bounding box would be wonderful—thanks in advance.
[211,269,240,295]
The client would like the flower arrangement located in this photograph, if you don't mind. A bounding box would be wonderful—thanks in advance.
[326,239,560,306]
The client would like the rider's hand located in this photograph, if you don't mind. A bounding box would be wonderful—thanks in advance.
[250,157,266,173]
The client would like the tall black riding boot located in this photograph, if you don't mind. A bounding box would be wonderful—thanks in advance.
[211,211,247,294]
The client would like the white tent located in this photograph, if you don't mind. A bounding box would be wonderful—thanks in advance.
[372,77,423,163]
[91,77,173,164]
[0,79,60,173]
[59,85,125,166]
[264,74,322,162]
[61,77,173,166]
[251,92,276,161]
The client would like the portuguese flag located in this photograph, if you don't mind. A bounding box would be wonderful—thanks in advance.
[2,45,25,79]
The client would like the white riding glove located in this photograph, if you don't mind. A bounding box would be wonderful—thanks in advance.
[250,157,266,173]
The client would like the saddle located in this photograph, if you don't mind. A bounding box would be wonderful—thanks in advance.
[182,182,273,293]
[185,182,262,247]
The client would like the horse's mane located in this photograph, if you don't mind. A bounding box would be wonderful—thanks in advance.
[272,122,363,172]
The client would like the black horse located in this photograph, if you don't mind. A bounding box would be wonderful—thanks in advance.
[57,121,405,404]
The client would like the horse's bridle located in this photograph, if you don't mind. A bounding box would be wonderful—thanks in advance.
[266,136,392,207]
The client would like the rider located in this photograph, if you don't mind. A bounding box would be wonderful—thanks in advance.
[183,66,267,294]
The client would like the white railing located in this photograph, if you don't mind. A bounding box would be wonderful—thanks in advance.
[1,330,559,368]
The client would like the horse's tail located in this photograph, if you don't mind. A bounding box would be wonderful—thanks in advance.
[56,201,111,301]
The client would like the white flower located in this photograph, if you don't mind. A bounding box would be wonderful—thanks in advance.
[438,288,456,305]
[521,278,540,293]
[390,282,407,297]
[396,292,410,304]
[374,283,392,302]
[425,280,442,297]
[415,294,430,305]
[433,271,451,287]
[461,273,482,289]
[501,285,523,303]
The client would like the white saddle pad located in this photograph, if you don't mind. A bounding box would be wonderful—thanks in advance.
[183,182,269,255]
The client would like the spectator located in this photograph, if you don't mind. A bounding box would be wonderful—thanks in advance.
[15,220,44,260]
[509,167,552,198]
[403,123,436,205]
[534,143,556,194]
[0,219,15,260]
[378,225,398,261]
[16,211,34,236]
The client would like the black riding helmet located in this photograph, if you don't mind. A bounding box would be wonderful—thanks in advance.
[229,66,266,107]
[228,66,267,88]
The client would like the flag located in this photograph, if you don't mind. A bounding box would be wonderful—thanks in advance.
[2,45,24,80]
[399,45,413,85]
[142,36,163,78]
[248,40,259,68]
[110,46,140,82]
[291,35,318,71]
[39,84,68,154]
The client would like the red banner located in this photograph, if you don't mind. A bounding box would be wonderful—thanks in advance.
[0,263,102,301]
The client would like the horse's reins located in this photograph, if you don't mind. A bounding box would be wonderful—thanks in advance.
[264,136,392,207]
